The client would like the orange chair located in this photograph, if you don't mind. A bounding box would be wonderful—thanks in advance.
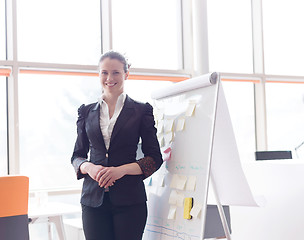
[0,175,29,240]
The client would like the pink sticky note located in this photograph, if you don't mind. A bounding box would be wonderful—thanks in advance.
[163,147,172,161]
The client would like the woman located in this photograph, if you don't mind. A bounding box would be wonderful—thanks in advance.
[71,50,163,240]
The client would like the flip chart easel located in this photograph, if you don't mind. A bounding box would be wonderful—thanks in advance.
[143,72,258,240]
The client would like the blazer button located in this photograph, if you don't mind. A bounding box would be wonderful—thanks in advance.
[106,153,108,158]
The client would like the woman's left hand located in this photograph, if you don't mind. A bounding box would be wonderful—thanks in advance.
[97,166,126,188]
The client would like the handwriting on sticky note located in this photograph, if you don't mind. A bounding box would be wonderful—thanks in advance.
[185,102,196,117]
[168,206,177,220]
[186,176,197,191]
[190,203,202,218]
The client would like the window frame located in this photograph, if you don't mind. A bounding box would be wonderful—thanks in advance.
[2,0,304,194]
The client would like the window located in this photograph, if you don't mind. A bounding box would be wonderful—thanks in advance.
[207,0,253,73]
[263,0,304,76]
[0,76,7,175]
[17,0,101,65]
[266,82,304,158]
[0,0,5,60]
[222,81,256,161]
[111,0,182,70]
[18,73,101,189]
[125,80,173,104]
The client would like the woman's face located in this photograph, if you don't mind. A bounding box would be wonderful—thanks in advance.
[99,57,128,96]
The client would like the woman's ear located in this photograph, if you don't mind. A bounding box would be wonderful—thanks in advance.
[125,71,129,80]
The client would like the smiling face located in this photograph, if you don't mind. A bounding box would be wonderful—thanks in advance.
[99,57,129,97]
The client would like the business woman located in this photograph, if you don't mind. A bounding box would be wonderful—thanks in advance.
[71,51,163,240]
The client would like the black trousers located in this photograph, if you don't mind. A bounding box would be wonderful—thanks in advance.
[82,193,147,240]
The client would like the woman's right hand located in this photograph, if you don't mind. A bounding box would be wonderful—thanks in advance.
[80,162,104,181]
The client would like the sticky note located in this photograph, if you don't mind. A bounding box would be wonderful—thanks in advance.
[148,177,152,186]
[158,175,165,187]
[176,193,185,207]
[157,135,164,148]
[170,174,187,190]
[164,132,173,146]
[164,119,174,133]
[190,203,203,219]
[158,111,164,120]
[162,146,172,162]
[157,120,164,134]
[170,174,179,189]
[176,118,185,132]
[168,206,177,220]
[168,190,178,205]
[183,198,193,219]
[154,110,164,120]
[176,175,187,190]
[186,176,197,191]
[185,102,196,117]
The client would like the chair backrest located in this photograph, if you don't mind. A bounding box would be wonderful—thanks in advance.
[0,175,29,240]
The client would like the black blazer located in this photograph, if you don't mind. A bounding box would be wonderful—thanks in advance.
[71,95,163,207]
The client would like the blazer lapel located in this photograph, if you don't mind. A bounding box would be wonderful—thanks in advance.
[89,103,107,150]
[109,95,135,147]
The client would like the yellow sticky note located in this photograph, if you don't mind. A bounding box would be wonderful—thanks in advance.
[176,118,185,132]
[185,102,196,117]
[186,176,197,191]
[190,203,202,219]
[183,197,193,219]
[168,206,177,220]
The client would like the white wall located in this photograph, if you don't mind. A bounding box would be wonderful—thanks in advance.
[230,160,304,239]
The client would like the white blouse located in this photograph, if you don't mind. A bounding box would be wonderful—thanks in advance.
[98,93,126,150]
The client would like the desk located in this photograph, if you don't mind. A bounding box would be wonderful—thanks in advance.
[28,202,81,240]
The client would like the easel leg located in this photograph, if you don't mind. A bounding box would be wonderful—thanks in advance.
[210,174,232,240]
